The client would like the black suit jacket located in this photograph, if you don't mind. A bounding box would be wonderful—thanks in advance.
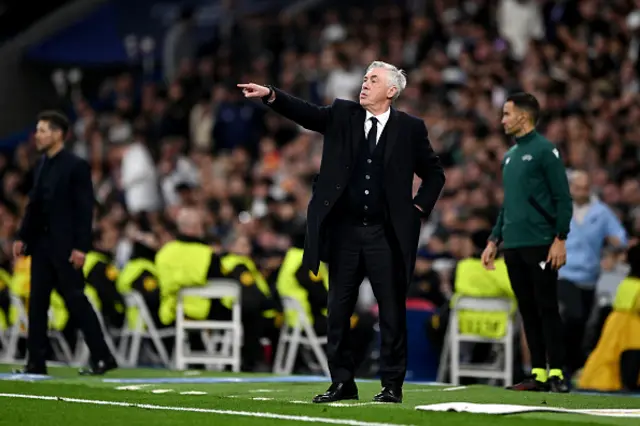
[18,149,94,258]
[265,88,446,281]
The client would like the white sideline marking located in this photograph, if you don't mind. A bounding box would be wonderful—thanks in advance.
[442,387,467,392]
[180,391,207,395]
[151,389,174,394]
[0,393,411,426]
[252,397,274,401]
[249,389,282,393]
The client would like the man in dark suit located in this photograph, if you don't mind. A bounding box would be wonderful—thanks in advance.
[12,110,117,375]
[238,61,445,403]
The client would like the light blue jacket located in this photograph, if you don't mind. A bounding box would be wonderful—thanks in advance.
[558,200,627,288]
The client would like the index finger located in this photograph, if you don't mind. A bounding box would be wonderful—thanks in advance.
[236,83,252,88]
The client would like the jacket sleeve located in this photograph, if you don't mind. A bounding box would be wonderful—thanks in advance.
[541,146,572,237]
[71,159,95,253]
[412,120,446,216]
[17,159,44,243]
[490,208,505,243]
[263,88,333,134]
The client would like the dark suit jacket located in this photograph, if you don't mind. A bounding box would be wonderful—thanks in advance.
[18,149,94,258]
[265,88,446,282]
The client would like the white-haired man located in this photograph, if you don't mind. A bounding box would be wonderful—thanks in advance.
[239,61,445,403]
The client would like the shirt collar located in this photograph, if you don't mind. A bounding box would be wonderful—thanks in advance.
[365,108,391,128]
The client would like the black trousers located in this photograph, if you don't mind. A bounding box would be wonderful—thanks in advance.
[28,240,110,367]
[557,279,595,375]
[503,245,565,370]
[327,222,406,387]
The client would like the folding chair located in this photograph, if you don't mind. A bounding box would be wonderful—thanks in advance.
[1,295,74,364]
[273,296,330,377]
[174,279,242,371]
[117,290,175,367]
[437,296,516,386]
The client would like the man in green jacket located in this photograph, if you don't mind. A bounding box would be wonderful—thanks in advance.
[482,92,572,393]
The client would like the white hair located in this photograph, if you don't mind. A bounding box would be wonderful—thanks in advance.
[365,61,407,101]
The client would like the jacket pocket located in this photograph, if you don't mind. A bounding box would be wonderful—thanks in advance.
[527,196,555,227]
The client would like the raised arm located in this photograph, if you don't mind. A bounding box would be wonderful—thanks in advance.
[238,83,332,134]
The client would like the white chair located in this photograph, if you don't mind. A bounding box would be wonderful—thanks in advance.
[174,279,242,371]
[1,295,74,364]
[437,296,516,386]
[273,296,330,377]
[117,291,175,368]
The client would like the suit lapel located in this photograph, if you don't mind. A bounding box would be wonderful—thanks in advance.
[383,108,399,168]
[350,107,366,161]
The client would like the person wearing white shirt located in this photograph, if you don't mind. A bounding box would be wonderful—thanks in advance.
[120,141,161,214]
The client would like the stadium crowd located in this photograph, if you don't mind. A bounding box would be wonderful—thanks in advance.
[0,0,640,384]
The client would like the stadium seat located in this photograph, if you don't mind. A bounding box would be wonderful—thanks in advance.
[437,296,516,386]
[1,295,74,365]
[273,296,329,377]
[174,279,242,372]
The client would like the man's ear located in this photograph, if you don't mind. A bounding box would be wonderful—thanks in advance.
[387,86,397,100]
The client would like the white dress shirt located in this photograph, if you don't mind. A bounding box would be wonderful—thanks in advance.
[364,108,391,144]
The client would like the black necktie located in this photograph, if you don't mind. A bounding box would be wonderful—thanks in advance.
[368,117,378,153]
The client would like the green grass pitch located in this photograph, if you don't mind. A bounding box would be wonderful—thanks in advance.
[1,365,639,426]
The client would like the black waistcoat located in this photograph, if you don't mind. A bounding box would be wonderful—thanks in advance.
[334,124,388,226]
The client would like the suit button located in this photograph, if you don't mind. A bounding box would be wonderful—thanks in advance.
[345,165,350,170]
[363,220,368,226]
[364,205,368,210]
[365,175,370,180]
[324,200,329,206]
[364,190,369,195]
[336,184,341,190]
[367,159,372,164]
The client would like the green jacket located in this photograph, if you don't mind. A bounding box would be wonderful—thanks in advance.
[491,130,572,249]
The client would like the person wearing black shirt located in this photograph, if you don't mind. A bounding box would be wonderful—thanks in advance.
[12,111,116,376]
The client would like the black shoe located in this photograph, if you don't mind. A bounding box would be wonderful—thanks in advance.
[312,381,359,403]
[373,387,403,403]
[79,357,118,376]
[12,365,47,375]
[548,376,570,393]
[506,375,549,391]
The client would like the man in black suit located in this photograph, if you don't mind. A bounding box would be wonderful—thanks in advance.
[239,61,445,403]
[12,111,116,376]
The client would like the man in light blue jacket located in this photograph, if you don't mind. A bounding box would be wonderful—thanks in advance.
[558,170,627,378]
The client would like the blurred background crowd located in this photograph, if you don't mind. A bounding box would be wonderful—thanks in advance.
[0,0,639,387]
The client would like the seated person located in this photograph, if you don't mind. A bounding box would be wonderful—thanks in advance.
[83,225,125,329]
[0,253,12,332]
[429,229,523,384]
[116,222,162,329]
[156,208,277,371]
[579,243,640,392]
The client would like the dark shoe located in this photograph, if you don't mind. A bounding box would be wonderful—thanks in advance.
[312,381,359,403]
[79,357,118,376]
[373,387,403,403]
[548,376,570,393]
[506,375,549,391]
[12,365,47,375]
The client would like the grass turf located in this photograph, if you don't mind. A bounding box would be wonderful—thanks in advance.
[1,365,638,426]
